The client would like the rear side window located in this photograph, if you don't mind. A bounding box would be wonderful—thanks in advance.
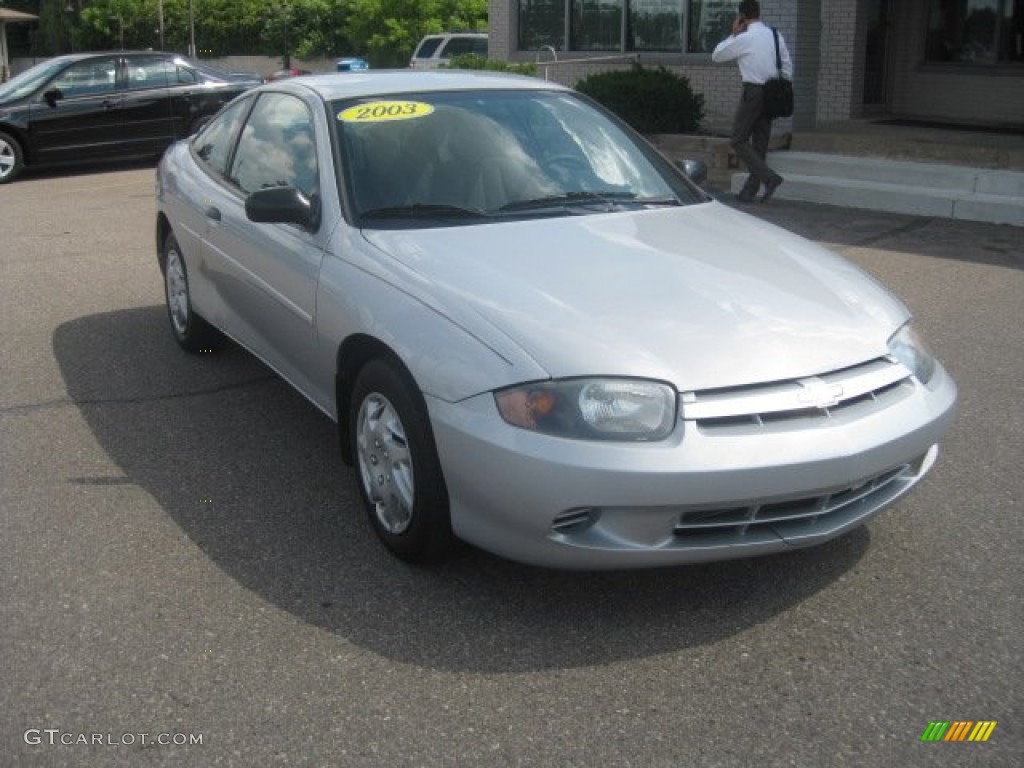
[414,37,444,58]
[125,55,171,90]
[193,96,250,176]
[442,37,487,57]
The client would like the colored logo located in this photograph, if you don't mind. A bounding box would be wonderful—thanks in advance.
[920,721,997,742]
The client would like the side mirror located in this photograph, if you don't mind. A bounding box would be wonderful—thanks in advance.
[43,88,64,107]
[245,186,320,230]
[677,158,708,187]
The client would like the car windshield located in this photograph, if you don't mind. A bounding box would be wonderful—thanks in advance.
[0,58,71,102]
[334,89,705,227]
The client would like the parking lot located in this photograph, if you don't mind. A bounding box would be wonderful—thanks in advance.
[1,162,1021,767]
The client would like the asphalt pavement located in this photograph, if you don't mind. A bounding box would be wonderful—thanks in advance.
[1,162,1021,767]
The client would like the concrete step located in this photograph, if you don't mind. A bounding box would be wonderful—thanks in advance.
[729,151,1024,226]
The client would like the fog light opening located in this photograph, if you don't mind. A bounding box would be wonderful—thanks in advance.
[552,507,600,534]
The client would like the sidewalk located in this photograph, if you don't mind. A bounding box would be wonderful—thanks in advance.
[654,120,1024,227]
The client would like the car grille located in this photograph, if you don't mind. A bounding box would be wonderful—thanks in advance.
[672,461,914,539]
[547,447,936,552]
[681,357,913,435]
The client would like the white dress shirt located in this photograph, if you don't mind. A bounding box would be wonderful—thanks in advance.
[711,20,793,83]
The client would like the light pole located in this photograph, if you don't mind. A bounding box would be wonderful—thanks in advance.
[65,3,75,53]
[158,0,164,50]
[188,0,196,57]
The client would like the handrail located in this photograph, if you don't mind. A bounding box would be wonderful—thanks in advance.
[535,53,640,81]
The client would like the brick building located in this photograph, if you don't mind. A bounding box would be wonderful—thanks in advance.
[489,1,1024,134]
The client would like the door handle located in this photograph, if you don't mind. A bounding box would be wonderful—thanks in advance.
[102,99,118,111]
[205,206,221,221]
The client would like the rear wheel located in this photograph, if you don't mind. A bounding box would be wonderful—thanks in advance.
[0,131,25,184]
[162,232,220,352]
[350,359,454,562]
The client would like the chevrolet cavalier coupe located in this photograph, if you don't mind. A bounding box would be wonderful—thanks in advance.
[154,71,957,569]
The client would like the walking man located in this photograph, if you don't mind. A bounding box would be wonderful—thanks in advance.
[712,1,792,203]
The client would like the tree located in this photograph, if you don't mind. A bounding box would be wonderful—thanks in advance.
[345,0,487,67]
[78,0,175,52]
[24,0,489,62]
[36,0,73,55]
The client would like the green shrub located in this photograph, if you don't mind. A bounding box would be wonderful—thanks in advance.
[449,53,538,77]
[575,64,705,134]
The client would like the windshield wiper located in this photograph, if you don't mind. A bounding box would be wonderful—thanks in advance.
[499,191,632,212]
[360,204,491,220]
[634,197,682,207]
[498,191,680,214]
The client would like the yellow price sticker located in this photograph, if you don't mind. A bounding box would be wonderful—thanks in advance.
[338,101,435,123]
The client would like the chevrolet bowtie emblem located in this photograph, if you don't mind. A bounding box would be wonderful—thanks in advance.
[796,377,844,409]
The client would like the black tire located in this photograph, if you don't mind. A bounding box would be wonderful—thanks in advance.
[0,130,25,185]
[350,358,454,563]
[161,232,220,353]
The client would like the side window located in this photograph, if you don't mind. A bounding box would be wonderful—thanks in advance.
[415,37,444,58]
[192,96,250,176]
[443,37,486,57]
[176,67,199,85]
[51,57,118,98]
[229,93,319,197]
[124,56,171,91]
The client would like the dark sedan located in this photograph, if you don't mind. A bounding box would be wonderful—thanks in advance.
[0,51,262,183]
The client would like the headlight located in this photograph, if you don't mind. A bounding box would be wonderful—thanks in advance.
[495,378,678,441]
[888,323,936,385]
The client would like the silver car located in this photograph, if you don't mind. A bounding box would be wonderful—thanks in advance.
[155,71,957,569]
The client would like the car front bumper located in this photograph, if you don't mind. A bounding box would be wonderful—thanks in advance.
[427,364,958,569]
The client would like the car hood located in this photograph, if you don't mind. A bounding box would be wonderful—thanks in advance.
[361,202,910,392]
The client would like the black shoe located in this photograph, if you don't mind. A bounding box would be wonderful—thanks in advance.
[735,187,757,204]
[761,175,783,203]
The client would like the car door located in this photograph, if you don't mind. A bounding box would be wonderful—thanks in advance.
[28,55,123,163]
[118,54,175,152]
[171,94,254,332]
[201,91,325,392]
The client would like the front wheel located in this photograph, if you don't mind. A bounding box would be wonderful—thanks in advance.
[162,232,220,352]
[350,359,454,562]
[0,130,25,184]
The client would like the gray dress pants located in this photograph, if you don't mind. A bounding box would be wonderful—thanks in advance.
[731,83,778,192]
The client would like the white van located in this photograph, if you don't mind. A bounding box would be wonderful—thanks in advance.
[409,33,488,69]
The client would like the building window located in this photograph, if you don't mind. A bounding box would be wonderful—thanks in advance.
[926,0,1024,64]
[631,0,684,52]
[518,0,734,54]
[688,0,739,53]
[519,0,567,50]
[573,0,623,51]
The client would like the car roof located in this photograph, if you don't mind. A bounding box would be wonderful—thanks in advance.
[51,51,181,59]
[261,70,569,101]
